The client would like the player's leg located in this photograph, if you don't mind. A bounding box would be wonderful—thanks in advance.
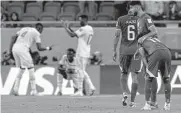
[160,50,171,110]
[73,55,84,96]
[142,52,159,110]
[119,55,131,106]
[20,51,38,95]
[150,76,158,109]
[12,50,25,96]
[56,68,67,95]
[129,58,142,107]
[82,57,95,95]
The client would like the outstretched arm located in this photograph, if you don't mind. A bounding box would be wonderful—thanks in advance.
[138,47,148,68]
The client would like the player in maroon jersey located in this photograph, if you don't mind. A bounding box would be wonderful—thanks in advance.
[129,1,171,110]
[113,7,142,107]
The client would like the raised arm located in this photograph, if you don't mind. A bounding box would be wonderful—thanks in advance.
[61,20,78,38]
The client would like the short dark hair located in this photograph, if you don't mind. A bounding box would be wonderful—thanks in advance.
[128,1,141,6]
[35,23,43,28]
[67,48,76,54]
[79,14,88,20]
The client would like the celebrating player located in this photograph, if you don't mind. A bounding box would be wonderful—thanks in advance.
[61,15,96,96]
[56,48,81,95]
[113,4,142,107]
[129,1,171,110]
[9,23,52,96]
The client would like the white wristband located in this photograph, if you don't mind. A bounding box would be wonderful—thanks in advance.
[46,47,50,50]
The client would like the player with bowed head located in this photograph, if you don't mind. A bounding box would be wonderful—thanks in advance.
[9,23,53,96]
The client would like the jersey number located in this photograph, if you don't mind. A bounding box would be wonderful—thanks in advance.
[87,34,93,45]
[21,31,28,37]
[127,25,135,41]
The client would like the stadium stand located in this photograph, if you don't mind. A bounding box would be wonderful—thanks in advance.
[40,12,57,21]
[44,1,61,14]
[21,13,38,21]
[26,2,42,19]
[62,2,80,16]
[57,12,76,21]
[8,2,24,19]
[95,13,113,21]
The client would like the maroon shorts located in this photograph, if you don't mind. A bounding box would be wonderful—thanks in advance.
[119,54,142,73]
[147,49,171,78]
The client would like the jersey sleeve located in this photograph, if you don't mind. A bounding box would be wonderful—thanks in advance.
[75,27,85,37]
[34,30,41,43]
[116,17,122,29]
[145,16,154,29]
[58,55,66,65]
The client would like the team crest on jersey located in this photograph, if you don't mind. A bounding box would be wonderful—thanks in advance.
[147,19,152,23]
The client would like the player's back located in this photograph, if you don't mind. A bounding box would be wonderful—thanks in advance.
[76,25,94,57]
[116,15,139,55]
[14,27,40,49]
[142,38,170,55]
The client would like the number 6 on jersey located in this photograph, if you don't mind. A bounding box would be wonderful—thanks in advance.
[127,25,135,41]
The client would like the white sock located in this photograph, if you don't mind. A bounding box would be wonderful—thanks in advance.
[77,69,84,92]
[13,68,24,93]
[84,71,95,90]
[57,73,63,92]
[29,68,37,92]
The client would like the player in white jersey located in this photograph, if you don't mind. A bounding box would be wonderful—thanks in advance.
[56,48,81,95]
[61,15,96,96]
[9,23,53,96]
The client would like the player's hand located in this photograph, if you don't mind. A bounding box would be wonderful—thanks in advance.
[134,50,140,60]
[113,52,117,62]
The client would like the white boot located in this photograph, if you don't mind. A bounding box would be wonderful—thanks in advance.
[141,102,151,110]
[163,102,170,110]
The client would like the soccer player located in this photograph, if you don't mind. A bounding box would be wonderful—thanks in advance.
[113,6,141,107]
[56,48,80,96]
[129,1,171,110]
[9,23,52,96]
[56,49,102,96]
[61,15,96,96]
[137,38,171,111]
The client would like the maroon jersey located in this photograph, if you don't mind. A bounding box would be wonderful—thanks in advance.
[137,13,157,38]
[141,38,169,55]
[116,15,139,55]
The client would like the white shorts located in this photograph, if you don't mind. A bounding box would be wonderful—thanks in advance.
[76,54,88,71]
[12,45,34,68]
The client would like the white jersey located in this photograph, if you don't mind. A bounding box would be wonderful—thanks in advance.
[59,55,78,73]
[75,25,94,58]
[14,27,41,49]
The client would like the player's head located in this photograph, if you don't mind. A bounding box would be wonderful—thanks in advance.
[35,23,43,33]
[78,15,88,26]
[128,1,142,16]
[67,48,76,62]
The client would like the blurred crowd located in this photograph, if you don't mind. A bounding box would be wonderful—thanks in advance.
[1,0,181,23]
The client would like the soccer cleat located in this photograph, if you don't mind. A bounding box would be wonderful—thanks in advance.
[72,91,83,96]
[58,91,63,96]
[30,90,39,96]
[129,102,136,108]
[141,102,152,110]
[83,89,87,96]
[12,90,19,96]
[89,89,96,96]
[150,102,159,109]
[122,93,128,106]
[163,102,170,111]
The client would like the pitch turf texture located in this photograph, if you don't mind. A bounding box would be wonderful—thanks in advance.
[1,95,180,113]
